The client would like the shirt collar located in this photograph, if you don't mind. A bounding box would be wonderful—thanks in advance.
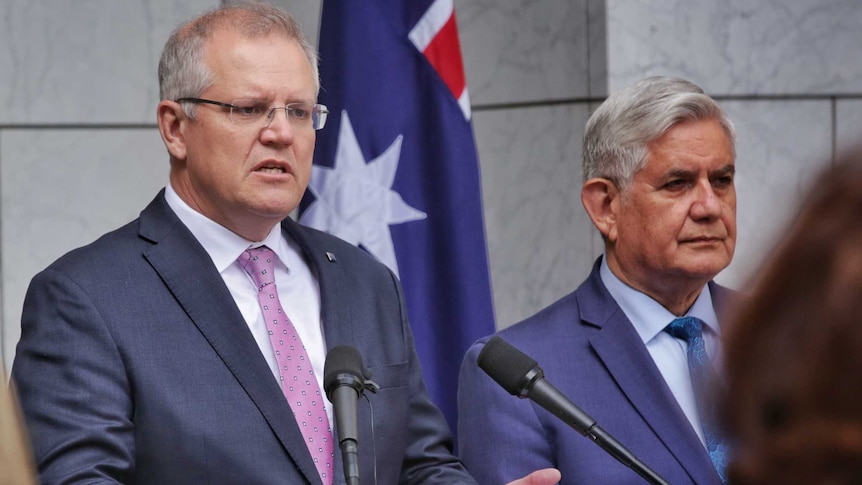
[164,184,293,273]
[599,255,720,344]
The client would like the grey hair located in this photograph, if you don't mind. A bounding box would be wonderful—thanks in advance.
[158,2,320,119]
[582,76,735,190]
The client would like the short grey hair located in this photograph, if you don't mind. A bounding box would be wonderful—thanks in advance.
[158,2,320,118]
[582,76,735,189]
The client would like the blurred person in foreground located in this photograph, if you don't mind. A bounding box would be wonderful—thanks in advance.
[459,76,737,484]
[0,373,36,485]
[723,149,862,484]
[10,3,556,484]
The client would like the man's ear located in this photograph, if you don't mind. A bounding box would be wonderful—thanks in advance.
[581,178,622,242]
[157,100,188,161]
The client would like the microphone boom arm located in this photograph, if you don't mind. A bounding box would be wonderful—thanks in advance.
[528,377,669,485]
[478,336,670,485]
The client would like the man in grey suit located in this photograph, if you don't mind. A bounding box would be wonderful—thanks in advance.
[459,76,736,484]
[11,4,559,484]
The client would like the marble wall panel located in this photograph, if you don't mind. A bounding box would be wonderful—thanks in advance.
[473,103,598,329]
[836,99,862,153]
[607,0,862,96]
[1,129,167,371]
[455,0,591,106]
[587,0,609,98]
[715,100,833,291]
[0,1,217,125]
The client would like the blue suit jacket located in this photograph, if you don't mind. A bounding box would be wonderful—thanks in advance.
[12,191,474,485]
[458,258,732,484]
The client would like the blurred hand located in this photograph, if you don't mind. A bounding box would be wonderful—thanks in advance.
[505,468,561,485]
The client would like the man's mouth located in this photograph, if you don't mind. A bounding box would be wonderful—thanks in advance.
[257,166,286,174]
[682,236,722,243]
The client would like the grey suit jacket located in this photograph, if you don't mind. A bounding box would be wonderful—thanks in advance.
[13,191,474,485]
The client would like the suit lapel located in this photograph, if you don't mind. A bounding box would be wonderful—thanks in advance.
[138,194,321,485]
[581,264,720,484]
[282,219,356,349]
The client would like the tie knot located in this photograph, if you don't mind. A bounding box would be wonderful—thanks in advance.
[238,246,277,289]
[664,316,705,343]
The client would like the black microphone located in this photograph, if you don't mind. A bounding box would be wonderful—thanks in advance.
[323,345,370,485]
[477,336,670,485]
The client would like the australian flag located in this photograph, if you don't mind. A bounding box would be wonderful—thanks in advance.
[299,0,496,434]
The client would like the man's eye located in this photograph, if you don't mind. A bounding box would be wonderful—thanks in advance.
[713,176,734,188]
[664,179,686,189]
[234,103,266,117]
[289,105,310,120]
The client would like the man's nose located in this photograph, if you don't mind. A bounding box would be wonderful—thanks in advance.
[691,181,722,218]
[260,107,295,143]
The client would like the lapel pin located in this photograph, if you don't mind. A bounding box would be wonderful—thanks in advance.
[325,252,337,262]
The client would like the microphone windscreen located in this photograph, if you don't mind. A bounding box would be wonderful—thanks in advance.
[324,345,365,394]
[477,336,538,396]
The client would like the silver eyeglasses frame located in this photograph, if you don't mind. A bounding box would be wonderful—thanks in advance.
[176,97,328,130]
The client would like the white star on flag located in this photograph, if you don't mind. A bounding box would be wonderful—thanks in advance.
[299,110,427,277]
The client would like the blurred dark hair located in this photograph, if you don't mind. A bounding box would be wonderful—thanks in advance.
[723,147,862,484]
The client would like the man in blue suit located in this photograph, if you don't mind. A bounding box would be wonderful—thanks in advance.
[458,76,737,484]
[11,4,560,485]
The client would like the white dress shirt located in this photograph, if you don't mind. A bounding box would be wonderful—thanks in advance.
[599,256,722,448]
[164,185,332,423]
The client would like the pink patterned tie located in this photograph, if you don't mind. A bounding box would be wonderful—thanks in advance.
[238,246,334,485]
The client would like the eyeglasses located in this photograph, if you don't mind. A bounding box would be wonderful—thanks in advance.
[176,97,328,130]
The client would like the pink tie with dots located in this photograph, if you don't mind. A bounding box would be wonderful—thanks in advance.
[238,246,334,485]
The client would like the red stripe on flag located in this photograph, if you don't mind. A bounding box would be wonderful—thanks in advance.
[422,13,466,99]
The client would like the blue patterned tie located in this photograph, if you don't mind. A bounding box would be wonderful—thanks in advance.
[664,317,728,483]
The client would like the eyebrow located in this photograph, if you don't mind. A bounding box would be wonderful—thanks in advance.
[709,165,736,178]
[663,164,735,179]
[664,168,694,179]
